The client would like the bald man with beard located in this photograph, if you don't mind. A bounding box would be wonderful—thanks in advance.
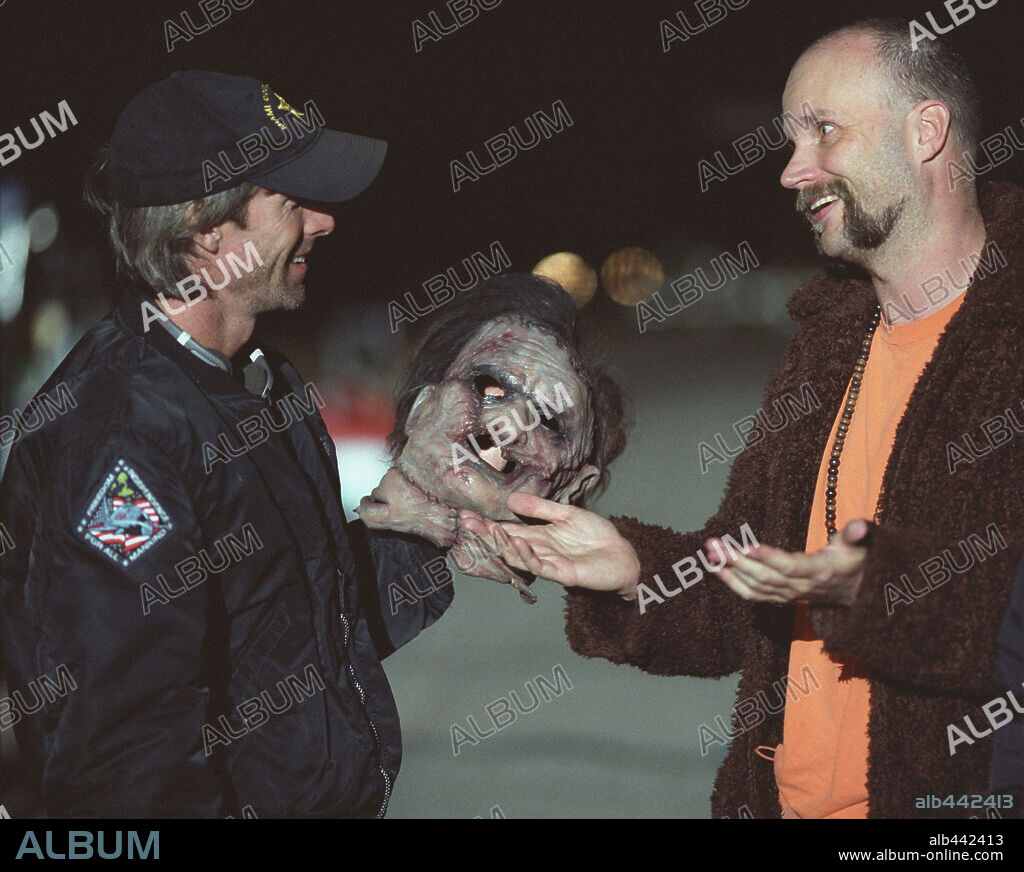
[463,18,1024,819]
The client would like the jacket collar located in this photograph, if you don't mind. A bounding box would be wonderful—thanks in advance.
[786,181,1024,328]
[115,294,265,399]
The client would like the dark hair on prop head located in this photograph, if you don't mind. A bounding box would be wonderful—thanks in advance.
[386,273,630,505]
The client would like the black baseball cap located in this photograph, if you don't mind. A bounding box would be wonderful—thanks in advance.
[107,70,387,206]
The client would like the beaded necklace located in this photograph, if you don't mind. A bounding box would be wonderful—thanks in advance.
[825,304,883,539]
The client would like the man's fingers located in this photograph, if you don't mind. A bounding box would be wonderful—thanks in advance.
[460,515,494,539]
[708,532,867,606]
[506,491,574,524]
[717,566,789,603]
[715,566,761,600]
[511,536,578,587]
[459,514,564,575]
[461,513,545,548]
[728,554,789,588]
[741,542,806,577]
[458,508,488,526]
[705,538,754,567]
[839,518,871,547]
[479,521,563,557]
[462,515,518,548]
[510,535,549,578]
[493,526,553,578]
[484,523,532,571]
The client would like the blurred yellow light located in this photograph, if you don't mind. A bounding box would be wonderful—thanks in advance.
[28,204,59,253]
[601,247,663,305]
[532,252,597,308]
[31,299,72,355]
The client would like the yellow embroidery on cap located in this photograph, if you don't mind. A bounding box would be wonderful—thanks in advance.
[274,93,304,119]
[259,83,303,131]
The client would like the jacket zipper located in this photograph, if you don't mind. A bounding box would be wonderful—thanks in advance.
[258,380,391,816]
[338,608,392,818]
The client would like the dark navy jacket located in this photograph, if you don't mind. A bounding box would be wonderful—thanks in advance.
[0,295,452,818]
[991,555,1024,818]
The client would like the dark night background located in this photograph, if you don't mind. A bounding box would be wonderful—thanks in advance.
[2,0,1022,384]
[1,0,1022,818]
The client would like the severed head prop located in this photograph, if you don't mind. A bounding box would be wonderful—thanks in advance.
[357,274,628,602]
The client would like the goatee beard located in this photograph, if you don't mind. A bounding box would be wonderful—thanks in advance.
[839,194,905,250]
[798,182,906,253]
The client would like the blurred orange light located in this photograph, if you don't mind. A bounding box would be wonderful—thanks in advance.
[600,247,663,305]
[532,252,597,308]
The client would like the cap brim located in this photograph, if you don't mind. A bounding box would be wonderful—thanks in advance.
[248,128,387,204]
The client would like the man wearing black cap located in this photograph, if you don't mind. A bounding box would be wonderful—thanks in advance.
[0,71,453,818]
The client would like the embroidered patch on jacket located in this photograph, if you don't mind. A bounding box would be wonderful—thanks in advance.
[78,460,172,566]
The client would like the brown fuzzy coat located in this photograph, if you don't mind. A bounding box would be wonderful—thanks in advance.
[565,181,1024,819]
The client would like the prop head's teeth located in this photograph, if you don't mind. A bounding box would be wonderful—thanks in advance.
[468,432,516,474]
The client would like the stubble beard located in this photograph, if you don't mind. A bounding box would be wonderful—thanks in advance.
[234,266,306,315]
[815,187,906,256]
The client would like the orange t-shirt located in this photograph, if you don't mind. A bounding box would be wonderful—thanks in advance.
[773,291,966,819]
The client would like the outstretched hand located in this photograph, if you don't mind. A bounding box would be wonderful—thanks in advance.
[459,492,641,600]
[706,518,870,606]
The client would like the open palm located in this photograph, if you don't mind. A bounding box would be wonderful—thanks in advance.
[459,492,640,597]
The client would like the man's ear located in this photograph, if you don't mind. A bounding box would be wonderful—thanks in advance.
[184,200,223,257]
[553,464,601,506]
[406,385,435,429]
[910,99,952,164]
[191,226,222,257]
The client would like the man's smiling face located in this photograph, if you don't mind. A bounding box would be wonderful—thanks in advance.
[779,32,918,266]
[214,187,334,314]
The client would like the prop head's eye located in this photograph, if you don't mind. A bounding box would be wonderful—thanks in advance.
[473,374,505,398]
[392,315,598,523]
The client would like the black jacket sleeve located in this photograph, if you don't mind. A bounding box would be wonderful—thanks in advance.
[1,432,229,817]
[345,519,453,659]
[989,553,1024,815]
